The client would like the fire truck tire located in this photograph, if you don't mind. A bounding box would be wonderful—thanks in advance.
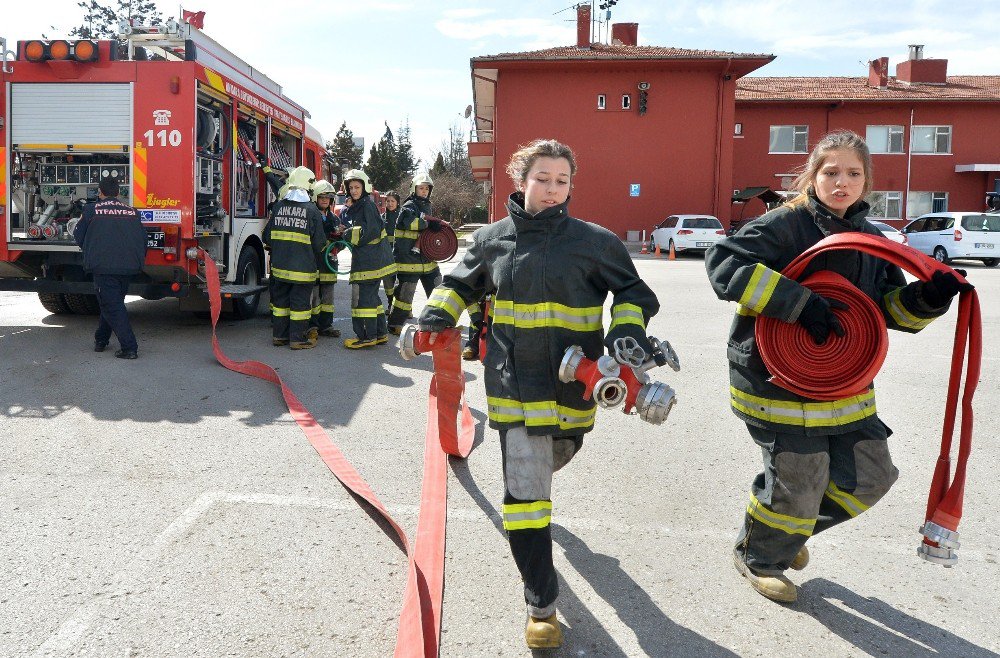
[64,293,101,315]
[230,244,264,319]
[38,293,73,315]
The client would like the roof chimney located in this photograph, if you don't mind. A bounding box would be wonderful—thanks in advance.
[611,23,638,46]
[576,4,591,48]
[868,57,889,89]
[896,46,947,85]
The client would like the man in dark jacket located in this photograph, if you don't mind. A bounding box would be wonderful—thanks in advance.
[73,177,147,359]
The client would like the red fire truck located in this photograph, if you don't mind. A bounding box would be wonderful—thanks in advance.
[0,18,331,318]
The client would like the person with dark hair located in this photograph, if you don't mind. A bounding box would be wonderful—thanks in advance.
[387,172,441,334]
[381,191,401,310]
[73,177,148,359]
[417,139,659,649]
[705,130,971,603]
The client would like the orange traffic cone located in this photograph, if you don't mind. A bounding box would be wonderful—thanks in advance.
[640,240,648,255]
[668,241,676,260]
[654,243,661,258]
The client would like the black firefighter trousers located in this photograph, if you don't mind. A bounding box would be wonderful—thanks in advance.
[734,421,899,576]
[271,280,313,343]
[500,426,583,618]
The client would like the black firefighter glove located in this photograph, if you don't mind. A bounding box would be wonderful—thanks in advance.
[920,269,974,307]
[426,219,442,232]
[797,293,848,345]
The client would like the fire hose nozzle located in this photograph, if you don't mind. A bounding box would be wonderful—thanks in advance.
[917,521,960,566]
[398,324,422,361]
[593,376,627,409]
[559,345,626,409]
[634,380,678,425]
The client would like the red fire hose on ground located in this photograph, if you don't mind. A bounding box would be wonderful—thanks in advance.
[754,233,981,566]
[200,250,474,656]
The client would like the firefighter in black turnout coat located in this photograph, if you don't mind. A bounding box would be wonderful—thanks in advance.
[262,166,326,349]
[418,140,659,650]
[387,172,441,333]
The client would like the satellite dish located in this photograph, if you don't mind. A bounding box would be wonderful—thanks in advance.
[464,104,473,119]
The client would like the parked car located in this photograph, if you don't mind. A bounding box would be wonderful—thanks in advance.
[866,220,907,244]
[900,212,1000,267]
[650,215,725,255]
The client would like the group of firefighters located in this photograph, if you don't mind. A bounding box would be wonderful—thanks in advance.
[262,166,462,351]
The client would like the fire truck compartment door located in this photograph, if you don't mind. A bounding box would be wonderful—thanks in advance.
[11,83,132,146]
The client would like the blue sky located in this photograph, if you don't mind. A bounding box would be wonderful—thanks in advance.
[7,0,997,169]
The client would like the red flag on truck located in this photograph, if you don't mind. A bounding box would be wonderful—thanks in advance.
[182,9,206,29]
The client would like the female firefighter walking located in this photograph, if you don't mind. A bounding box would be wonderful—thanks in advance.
[342,169,394,349]
[417,139,659,649]
[387,172,441,334]
[705,130,971,603]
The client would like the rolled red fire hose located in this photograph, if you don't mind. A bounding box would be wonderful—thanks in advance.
[418,217,459,262]
[754,232,980,555]
[200,250,474,655]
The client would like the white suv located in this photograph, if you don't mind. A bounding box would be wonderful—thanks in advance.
[901,212,1000,267]
[650,215,725,255]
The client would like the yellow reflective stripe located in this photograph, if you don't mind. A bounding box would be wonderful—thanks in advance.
[736,304,759,317]
[486,396,596,430]
[319,304,335,313]
[492,300,604,331]
[269,304,290,317]
[271,267,318,283]
[396,229,419,240]
[364,230,387,246]
[409,217,421,230]
[349,263,397,282]
[608,302,645,331]
[884,288,933,330]
[351,307,384,318]
[392,298,413,311]
[730,386,877,428]
[824,482,870,518]
[738,263,782,313]
[347,225,363,245]
[271,230,312,245]
[427,288,465,322]
[502,500,552,531]
[747,493,816,536]
[318,272,338,282]
[289,310,312,321]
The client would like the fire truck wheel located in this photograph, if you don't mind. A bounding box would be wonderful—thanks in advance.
[231,244,263,320]
[38,293,73,315]
[64,293,101,315]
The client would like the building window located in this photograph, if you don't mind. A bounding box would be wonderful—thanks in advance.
[907,191,949,217]
[866,191,903,218]
[597,94,606,110]
[769,125,808,153]
[621,94,631,110]
[867,125,904,154]
[911,126,952,154]
[734,122,743,136]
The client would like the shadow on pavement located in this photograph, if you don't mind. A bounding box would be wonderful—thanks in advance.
[798,578,996,657]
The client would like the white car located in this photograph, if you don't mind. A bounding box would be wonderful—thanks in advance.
[650,215,725,255]
[901,212,1000,267]
[867,220,906,244]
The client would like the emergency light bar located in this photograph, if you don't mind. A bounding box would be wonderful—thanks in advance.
[20,39,99,63]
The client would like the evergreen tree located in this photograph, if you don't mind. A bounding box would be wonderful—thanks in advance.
[69,0,164,59]
[365,126,401,191]
[430,153,447,178]
[394,118,419,176]
[326,121,363,182]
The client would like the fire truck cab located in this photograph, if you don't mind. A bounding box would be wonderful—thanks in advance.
[0,18,330,318]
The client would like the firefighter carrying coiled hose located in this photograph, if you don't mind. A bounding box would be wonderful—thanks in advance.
[416,139,660,650]
[706,130,974,604]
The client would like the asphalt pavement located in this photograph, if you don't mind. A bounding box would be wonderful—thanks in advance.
[2,251,998,657]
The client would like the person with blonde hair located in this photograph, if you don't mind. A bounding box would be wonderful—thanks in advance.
[705,130,972,603]
[417,139,659,649]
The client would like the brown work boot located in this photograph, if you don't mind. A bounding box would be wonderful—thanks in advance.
[388,326,403,336]
[290,336,318,350]
[272,337,289,347]
[461,346,478,361]
[525,613,562,649]
[790,546,810,571]
[733,552,797,603]
[305,327,319,342]
[319,327,341,338]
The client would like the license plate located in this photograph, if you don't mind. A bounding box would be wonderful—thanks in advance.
[975,243,995,249]
[146,230,164,249]
[696,241,712,247]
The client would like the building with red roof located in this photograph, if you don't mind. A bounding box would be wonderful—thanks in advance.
[468,4,773,237]
[733,48,1000,225]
